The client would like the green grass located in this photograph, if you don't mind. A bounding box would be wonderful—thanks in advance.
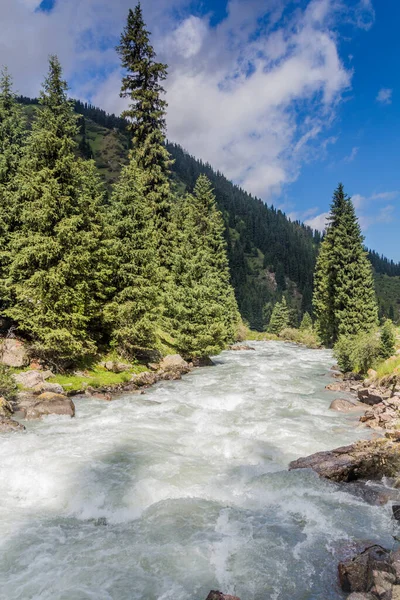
[48,363,148,394]
[375,355,400,380]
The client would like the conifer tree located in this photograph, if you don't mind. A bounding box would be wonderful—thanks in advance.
[116,4,172,264]
[313,183,378,346]
[104,159,159,358]
[169,175,240,357]
[268,297,289,334]
[0,69,26,306]
[3,56,109,363]
[380,319,396,360]
[300,311,313,331]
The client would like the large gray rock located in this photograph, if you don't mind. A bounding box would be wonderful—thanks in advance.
[159,354,190,373]
[130,371,159,387]
[192,356,215,367]
[0,339,29,368]
[16,392,75,420]
[14,369,53,389]
[0,416,25,433]
[329,398,365,412]
[289,440,400,482]
[338,545,395,596]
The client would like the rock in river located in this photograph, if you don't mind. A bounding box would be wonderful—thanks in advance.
[15,391,75,420]
[289,440,400,482]
[0,416,25,433]
[329,398,366,412]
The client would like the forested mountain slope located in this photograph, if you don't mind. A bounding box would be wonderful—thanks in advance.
[17,97,400,329]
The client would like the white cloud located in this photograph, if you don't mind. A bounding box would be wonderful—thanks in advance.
[0,0,375,201]
[352,191,398,230]
[353,0,375,31]
[344,146,359,163]
[304,212,330,232]
[359,205,396,230]
[376,88,392,105]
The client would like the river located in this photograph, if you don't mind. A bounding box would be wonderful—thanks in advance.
[0,342,395,599]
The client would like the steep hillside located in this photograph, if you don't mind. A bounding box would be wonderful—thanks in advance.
[17,97,400,328]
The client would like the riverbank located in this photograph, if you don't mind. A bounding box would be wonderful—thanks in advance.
[2,341,384,600]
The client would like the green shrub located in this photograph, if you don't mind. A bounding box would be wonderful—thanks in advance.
[334,330,381,374]
[280,327,321,349]
[380,319,396,360]
[0,365,18,401]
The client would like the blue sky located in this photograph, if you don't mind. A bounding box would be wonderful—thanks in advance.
[1,0,399,260]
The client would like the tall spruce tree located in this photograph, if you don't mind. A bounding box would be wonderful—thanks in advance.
[104,158,160,358]
[116,4,172,264]
[0,69,26,307]
[313,183,378,346]
[268,297,289,334]
[169,175,240,357]
[3,56,109,363]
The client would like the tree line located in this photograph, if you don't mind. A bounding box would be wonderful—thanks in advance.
[0,4,240,367]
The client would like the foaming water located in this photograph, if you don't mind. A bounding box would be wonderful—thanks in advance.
[0,342,394,599]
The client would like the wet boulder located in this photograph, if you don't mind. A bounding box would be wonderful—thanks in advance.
[229,344,255,351]
[192,356,215,367]
[0,338,29,368]
[326,382,348,392]
[329,398,365,412]
[159,354,190,373]
[338,545,395,596]
[205,592,241,600]
[0,416,25,433]
[16,392,75,420]
[130,371,159,387]
[289,440,400,482]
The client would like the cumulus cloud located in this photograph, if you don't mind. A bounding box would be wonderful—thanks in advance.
[304,212,330,232]
[376,88,393,105]
[0,0,375,200]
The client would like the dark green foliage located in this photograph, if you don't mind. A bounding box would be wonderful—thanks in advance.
[169,175,240,357]
[104,159,160,358]
[380,319,396,360]
[0,364,17,401]
[167,142,319,329]
[15,97,400,329]
[368,250,400,277]
[334,331,381,374]
[116,3,172,258]
[2,57,109,364]
[0,69,26,305]
[313,184,378,346]
[374,273,400,324]
[300,312,313,331]
[268,297,289,334]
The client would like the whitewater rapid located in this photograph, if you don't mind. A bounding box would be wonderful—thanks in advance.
[0,342,395,600]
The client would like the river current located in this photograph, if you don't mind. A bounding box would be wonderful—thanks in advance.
[0,342,395,600]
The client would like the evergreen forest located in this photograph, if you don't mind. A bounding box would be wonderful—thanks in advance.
[1,3,399,370]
